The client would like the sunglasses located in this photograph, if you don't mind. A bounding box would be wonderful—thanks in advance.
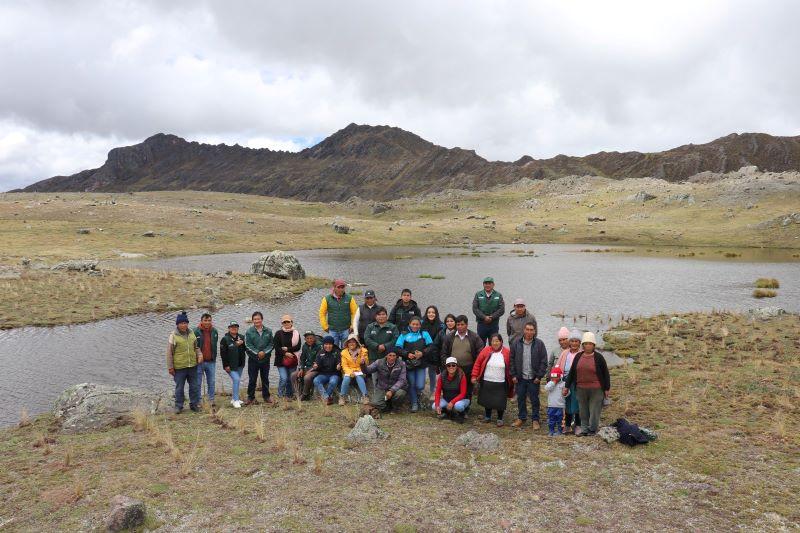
[282,320,292,324]
[446,363,457,367]
[335,285,346,289]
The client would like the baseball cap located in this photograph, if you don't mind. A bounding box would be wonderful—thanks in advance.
[303,330,316,337]
[445,356,458,365]
[364,289,376,298]
[228,321,239,328]
[513,298,525,306]
[483,276,494,283]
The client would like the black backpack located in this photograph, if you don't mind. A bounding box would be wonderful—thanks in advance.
[611,418,650,446]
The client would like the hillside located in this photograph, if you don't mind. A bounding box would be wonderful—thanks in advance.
[18,124,800,201]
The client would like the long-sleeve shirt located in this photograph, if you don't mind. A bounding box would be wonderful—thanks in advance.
[545,379,567,408]
[434,371,467,405]
[244,326,274,360]
[318,294,358,332]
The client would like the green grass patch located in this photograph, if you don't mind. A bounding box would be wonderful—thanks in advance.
[418,274,445,279]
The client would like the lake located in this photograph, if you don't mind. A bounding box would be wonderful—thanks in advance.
[1,244,797,426]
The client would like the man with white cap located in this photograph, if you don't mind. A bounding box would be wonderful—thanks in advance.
[506,298,536,345]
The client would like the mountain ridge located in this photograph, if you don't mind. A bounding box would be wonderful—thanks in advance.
[17,124,800,201]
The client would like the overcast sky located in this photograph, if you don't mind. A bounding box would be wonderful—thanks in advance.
[1,0,799,190]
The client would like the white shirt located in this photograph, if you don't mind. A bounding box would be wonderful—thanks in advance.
[483,352,506,382]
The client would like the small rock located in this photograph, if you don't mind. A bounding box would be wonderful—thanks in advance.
[627,191,656,203]
[20,257,31,266]
[639,427,658,441]
[333,223,351,234]
[456,430,500,452]
[597,426,620,444]
[668,316,689,326]
[371,203,391,215]
[76,228,91,234]
[142,231,156,237]
[587,215,606,222]
[747,307,786,320]
[246,219,255,224]
[515,224,528,233]
[105,495,146,532]
[346,415,387,444]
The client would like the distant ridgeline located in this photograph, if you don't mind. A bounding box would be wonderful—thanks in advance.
[18,124,800,201]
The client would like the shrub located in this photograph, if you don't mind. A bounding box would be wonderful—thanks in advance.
[752,289,777,298]
[754,278,780,289]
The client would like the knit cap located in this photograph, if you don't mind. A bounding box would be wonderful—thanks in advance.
[568,329,582,341]
[322,335,336,345]
[176,311,189,325]
[557,326,570,339]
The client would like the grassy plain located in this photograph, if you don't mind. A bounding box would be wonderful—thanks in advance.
[1,312,798,531]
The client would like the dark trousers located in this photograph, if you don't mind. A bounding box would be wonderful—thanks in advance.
[247,357,271,401]
[516,378,541,421]
[476,322,499,343]
[173,367,200,410]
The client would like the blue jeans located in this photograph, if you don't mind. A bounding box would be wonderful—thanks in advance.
[476,322,499,343]
[277,366,295,397]
[547,407,564,434]
[406,367,427,406]
[173,367,200,410]
[427,367,438,394]
[196,361,216,402]
[433,397,470,412]
[313,374,340,399]
[341,374,368,397]
[329,329,349,348]
[228,366,243,402]
[516,378,541,421]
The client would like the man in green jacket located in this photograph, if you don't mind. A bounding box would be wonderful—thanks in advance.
[291,331,322,401]
[193,312,219,406]
[245,311,274,405]
[363,307,399,362]
[166,311,203,413]
[472,276,505,342]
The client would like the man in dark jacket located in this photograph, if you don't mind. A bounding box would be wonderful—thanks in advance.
[506,298,536,345]
[509,321,548,429]
[363,307,399,362]
[311,336,341,405]
[219,321,246,408]
[244,311,274,405]
[355,290,380,343]
[361,347,407,412]
[472,277,505,342]
[440,315,484,403]
[389,288,421,333]
[193,313,219,406]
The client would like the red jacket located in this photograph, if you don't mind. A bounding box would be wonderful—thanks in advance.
[471,346,515,398]
[434,371,467,405]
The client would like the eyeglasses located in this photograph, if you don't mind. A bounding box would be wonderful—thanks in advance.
[282,320,292,324]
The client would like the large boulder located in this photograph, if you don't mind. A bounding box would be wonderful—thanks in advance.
[346,415,387,444]
[250,250,306,280]
[748,307,786,320]
[54,383,171,433]
[105,495,146,532]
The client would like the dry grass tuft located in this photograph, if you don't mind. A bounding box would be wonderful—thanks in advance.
[754,278,780,289]
[131,407,153,433]
[18,408,31,428]
[752,288,777,298]
[312,452,324,475]
[254,417,267,443]
[179,431,202,478]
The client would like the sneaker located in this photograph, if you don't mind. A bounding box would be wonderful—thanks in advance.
[173,407,183,415]
[338,397,346,406]
[511,419,524,428]
[481,417,492,423]
[587,430,597,437]
[189,405,200,413]
[410,402,419,413]
[245,399,257,406]
[548,431,555,436]
[531,420,541,430]
[496,420,505,428]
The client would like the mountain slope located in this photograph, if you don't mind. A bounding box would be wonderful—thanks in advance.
[18,124,800,200]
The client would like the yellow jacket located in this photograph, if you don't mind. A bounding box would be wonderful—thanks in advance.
[318,293,358,332]
[340,346,369,376]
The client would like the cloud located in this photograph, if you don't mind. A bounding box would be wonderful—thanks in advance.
[1,0,799,189]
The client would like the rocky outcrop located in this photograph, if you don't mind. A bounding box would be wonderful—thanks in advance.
[250,251,306,280]
[105,495,146,532]
[346,415,387,444]
[748,307,786,320]
[19,126,800,201]
[51,260,99,272]
[54,383,171,433]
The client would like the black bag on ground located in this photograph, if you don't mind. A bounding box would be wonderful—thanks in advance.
[611,418,650,446]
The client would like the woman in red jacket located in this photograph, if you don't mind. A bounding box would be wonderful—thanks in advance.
[471,333,514,427]
[433,356,470,423]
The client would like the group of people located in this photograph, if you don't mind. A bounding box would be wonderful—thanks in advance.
[166,277,612,436]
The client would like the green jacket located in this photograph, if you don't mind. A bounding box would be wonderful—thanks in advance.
[169,329,199,370]
[323,293,355,331]
[300,341,322,370]
[245,326,274,361]
[472,290,505,324]
[363,321,400,361]
[193,326,219,360]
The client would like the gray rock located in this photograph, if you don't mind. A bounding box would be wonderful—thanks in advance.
[466,214,487,220]
[602,330,645,345]
[640,427,658,441]
[333,223,351,234]
[0,266,22,279]
[51,259,98,272]
[601,351,634,368]
[455,430,500,452]
[20,257,31,266]
[346,415,387,444]
[105,495,146,532]
[521,198,541,209]
[598,426,620,443]
[54,383,171,433]
[665,193,695,205]
[76,228,91,234]
[371,203,391,215]
[748,307,786,320]
[250,250,306,280]
[515,224,528,233]
[627,191,656,203]
[587,215,606,222]
[668,316,689,326]
[142,230,156,237]
[246,219,255,224]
